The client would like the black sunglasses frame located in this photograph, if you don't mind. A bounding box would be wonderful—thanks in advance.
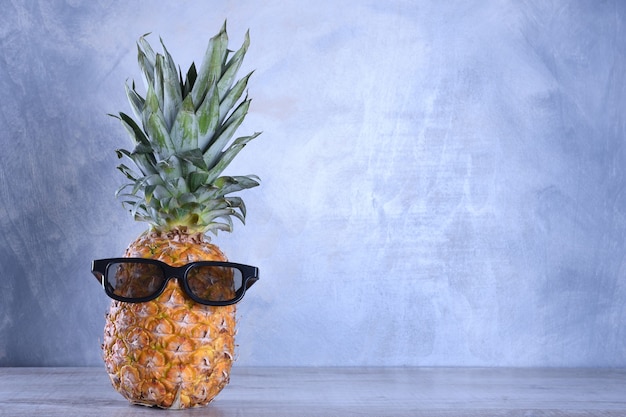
[92,258,259,306]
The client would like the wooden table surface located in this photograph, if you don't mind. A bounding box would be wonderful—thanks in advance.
[1,367,625,416]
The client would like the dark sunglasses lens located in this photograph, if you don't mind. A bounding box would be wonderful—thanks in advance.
[186,266,243,302]
[107,262,165,299]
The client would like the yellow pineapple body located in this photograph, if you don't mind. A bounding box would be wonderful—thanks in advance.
[102,229,236,409]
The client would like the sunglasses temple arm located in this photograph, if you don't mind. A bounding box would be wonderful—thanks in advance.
[91,267,108,291]
[91,271,104,286]
[246,277,259,290]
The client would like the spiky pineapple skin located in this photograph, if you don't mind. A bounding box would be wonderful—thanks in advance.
[102,229,236,409]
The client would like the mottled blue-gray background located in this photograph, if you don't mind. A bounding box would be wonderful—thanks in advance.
[1,0,625,367]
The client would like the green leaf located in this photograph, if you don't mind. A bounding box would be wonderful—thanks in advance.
[182,63,197,98]
[115,182,137,199]
[143,85,173,157]
[156,156,183,182]
[130,173,159,197]
[144,184,157,204]
[204,208,237,222]
[203,99,251,169]
[191,21,228,109]
[221,96,251,131]
[159,37,178,78]
[178,193,198,205]
[217,30,250,101]
[226,196,246,218]
[197,84,220,150]
[137,35,156,88]
[157,43,183,130]
[146,113,172,157]
[188,171,209,192]
[213,175,260,198]
[218,71,252,125]
[205,131,261,183]
[130,201,148,222]
[178,148,208,171]
[151,184,171,201]
[116,163,140,181]
[175,177,189,194]
[154,54,165,110]
[125,81,145,121]
[142,83,158,127]
[205,221,233,235]
[117,112,150,147]
[116,147,156,176]
[138,34,156,63]
[170,94,198,152]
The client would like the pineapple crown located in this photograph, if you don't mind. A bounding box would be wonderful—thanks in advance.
[113,22,261,236]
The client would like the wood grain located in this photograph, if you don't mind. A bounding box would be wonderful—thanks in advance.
[1,367,625,416]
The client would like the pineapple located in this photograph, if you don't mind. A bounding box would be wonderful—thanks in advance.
[102,22,261,409]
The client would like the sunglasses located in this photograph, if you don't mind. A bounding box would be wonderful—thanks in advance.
[91,258,259,306]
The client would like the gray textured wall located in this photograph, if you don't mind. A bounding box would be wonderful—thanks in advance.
[1,0,625,367]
